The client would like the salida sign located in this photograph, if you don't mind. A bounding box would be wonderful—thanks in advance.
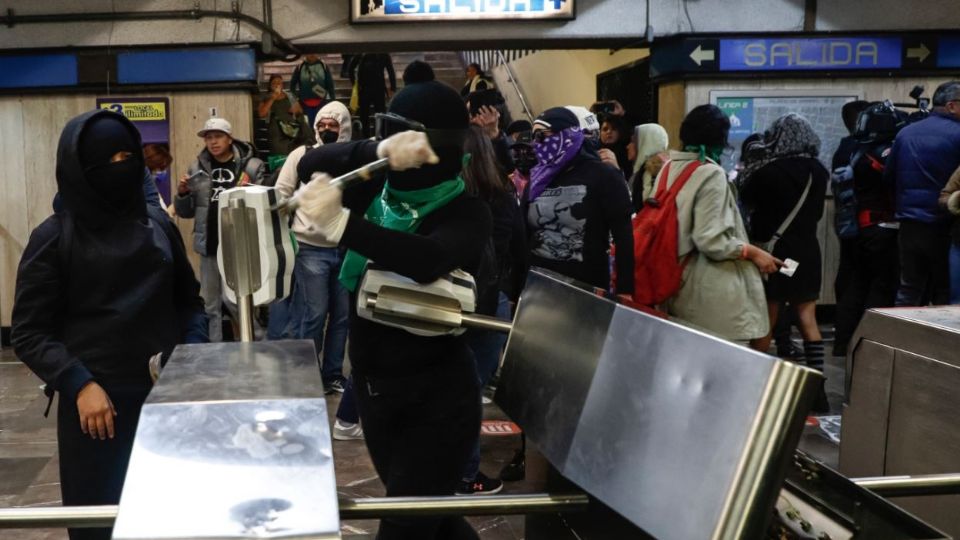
[720,37,901,71]
[352,0,573,22]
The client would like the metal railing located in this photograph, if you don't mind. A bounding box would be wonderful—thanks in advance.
[458,50,536,122]
[0,493,590,529]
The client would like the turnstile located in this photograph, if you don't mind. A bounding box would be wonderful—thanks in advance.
[841,306,960,538]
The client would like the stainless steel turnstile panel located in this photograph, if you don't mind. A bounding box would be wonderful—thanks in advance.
[113,340,340,540]
[146,341,321,403]
[114,399,338,539]
[497,271,821,540]
[841,307,960,538]
[839,339,895,477]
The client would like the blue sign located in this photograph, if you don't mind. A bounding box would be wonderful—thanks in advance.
[355,0,573,22]
[720,37,902,71]
[0,54,78,88]
[939,37,960,68]
[117,49,256,85]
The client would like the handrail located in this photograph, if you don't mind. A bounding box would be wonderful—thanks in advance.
[852,473,960,498]
[495,50,535,123]
[0,493,589,529]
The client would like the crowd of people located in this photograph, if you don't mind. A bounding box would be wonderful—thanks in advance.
[8,53,960,539]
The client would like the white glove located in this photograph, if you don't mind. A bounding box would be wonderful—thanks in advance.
[376,131,439,171]
[949,191,960,216]
[297,172,350,244]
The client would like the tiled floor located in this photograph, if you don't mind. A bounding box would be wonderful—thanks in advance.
[0,343,844,540]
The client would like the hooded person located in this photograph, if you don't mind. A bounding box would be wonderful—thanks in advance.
[270,100,354,392]
[12,110,207,540]
[629,123,670,211]
[295,80,491,540]
[526,106,635,297]
[738,113,829,411]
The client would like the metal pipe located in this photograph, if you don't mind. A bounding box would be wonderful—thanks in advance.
[227,197,256,343]
[0,493,588,529]
[339,493,589,519]
[0,9,299,56]
[853,473,960,497]
[0,505,118,529]
[461,313,514,333]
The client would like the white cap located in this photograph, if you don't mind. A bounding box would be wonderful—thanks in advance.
[565,106,600,133]
[197,117,232,137]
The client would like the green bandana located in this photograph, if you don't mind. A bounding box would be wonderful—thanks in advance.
[683,144,724,164]
[338,177,466,291]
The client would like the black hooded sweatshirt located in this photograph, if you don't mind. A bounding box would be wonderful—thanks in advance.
[12,110,207,400]
[298,140,492,379]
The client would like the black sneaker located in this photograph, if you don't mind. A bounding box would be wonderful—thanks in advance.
[499,449,526,482]
[324,379,346,395]
[456,472,503,496]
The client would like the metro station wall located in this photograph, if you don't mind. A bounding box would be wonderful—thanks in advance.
[489,49,648,121]
[0,91,253,327]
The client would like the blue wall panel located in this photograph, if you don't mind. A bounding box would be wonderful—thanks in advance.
[0,54,78,88]
[117,48,256,84]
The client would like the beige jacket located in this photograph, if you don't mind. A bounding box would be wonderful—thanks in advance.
[276,101,353,248]
[659,151,769,341]
[938,164,960,215]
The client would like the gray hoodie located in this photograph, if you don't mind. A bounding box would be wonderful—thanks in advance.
[276,101,353,248]
[174,140,266,255]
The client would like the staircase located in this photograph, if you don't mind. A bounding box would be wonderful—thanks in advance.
[254,52,465,159]
[259,51,466,99]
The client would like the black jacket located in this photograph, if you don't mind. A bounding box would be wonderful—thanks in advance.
[12,110,207,400]
[524,149,635,294]
[298,140,493,379]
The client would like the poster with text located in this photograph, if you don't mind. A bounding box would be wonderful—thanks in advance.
[711,91,859,174]
[351,0,574,23]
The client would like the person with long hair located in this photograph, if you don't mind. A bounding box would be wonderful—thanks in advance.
[457,125,526,495]
[739,113,830,411]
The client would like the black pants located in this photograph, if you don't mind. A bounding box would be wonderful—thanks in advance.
[358,88,387,138]
[834,226,900,353]
[355,355,481,540]
[895,220,950,306]
[835,237,858,303]
[57,383,150,540]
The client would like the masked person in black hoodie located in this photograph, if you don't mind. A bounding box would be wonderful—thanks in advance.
[12,110,207,540]
[526,107,635,298]
[296,81,490,540]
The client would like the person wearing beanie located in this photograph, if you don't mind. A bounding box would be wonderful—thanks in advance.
[402,59,435,85]
[296,80,490,540]
[526,106,635,297]
[12,110,207,540]
[174,117,265,342]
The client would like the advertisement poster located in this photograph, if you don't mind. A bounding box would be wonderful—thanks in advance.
[710,90,858,172]
[96,97,173,206]
[351,0,574,23]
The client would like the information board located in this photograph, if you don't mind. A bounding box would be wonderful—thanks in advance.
[709,90,859,172]
[351,0,574,23]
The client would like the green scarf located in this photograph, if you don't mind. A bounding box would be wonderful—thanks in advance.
[683,144,724,164]
[338,177,466,291]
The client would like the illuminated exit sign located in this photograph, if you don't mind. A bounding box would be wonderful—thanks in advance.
[351,0,574,22]
[720,37,902,71]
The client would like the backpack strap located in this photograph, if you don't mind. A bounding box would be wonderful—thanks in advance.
[647,160,702,208]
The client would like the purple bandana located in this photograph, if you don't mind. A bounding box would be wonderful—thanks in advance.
[528,128,585,201]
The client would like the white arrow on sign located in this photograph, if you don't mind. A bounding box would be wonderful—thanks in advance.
[690,44,716,66]
[906,43,931,63]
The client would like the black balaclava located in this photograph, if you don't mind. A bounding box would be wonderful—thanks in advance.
[385,80,469,191]
[319,130,339,145]
[79,114,145,214]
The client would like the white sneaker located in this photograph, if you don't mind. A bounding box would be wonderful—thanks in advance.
[333,419,364,441]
